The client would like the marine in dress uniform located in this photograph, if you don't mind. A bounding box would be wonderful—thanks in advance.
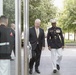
[47,19,64,73]
[29,19,45,74]
[0,16,13,75]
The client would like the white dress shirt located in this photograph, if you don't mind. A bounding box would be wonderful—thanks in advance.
[35,28,40,38]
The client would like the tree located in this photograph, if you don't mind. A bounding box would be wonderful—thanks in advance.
[59,0,76,31]
[3,0,23,31]
[58,0,76,41]
[29,0,56,30]
[3,0,15,26]
[3,0,57,31]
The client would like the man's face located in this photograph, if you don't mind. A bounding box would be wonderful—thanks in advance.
[51,22,56,27]
[11,23,15,29]
[35,21,40,28]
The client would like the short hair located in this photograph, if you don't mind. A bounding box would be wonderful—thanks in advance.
[35,19,41,23]
[0,15,8,23]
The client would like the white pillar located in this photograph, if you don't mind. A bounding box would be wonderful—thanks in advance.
[0,0,3,16]
[23,0,29,75]
[15,0,21,75]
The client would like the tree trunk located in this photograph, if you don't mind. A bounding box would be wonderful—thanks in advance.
[63,33,65,39]
[74,30,76,41]
[68,31,69,40]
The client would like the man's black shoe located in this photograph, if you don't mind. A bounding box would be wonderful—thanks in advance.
[57,64,60,70]
[29,69,32,74]
[53,69,57,73]
[10,58,14,61]
[35,69,40,74]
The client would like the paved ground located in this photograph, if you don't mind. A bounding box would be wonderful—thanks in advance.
[11,47,76,75]
[39,47,76,75]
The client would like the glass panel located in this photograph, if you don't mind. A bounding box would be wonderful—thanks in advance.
[0,0,21,75]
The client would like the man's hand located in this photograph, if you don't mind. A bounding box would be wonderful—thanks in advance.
[42,47,45,50]
[48,46,51,51]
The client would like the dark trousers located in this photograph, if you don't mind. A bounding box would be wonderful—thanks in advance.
[29,44,41,70]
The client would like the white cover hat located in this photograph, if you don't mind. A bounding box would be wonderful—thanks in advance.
[50,19,56,23]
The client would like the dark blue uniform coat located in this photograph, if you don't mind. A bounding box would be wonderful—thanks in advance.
[47,27,64,49]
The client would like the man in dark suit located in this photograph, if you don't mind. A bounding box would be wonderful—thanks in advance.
[29,19,45,74]
[47,19,64,73]
[10,23,15,54]
[10,23,15,60]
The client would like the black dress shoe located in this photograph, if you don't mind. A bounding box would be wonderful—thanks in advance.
[57,64,60,70]
[35,69,40,74]
[53,69,57,73]
[10,58,14,61]
[29,69,32,74]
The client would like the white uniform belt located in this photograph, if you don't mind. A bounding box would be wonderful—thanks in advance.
[0,42,10,46]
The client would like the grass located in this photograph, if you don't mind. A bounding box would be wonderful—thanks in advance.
[65,39,76,43]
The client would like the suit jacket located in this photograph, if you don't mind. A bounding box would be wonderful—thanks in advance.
[47,27,64,49]
[9,28,15,54]
[29,27,45,50]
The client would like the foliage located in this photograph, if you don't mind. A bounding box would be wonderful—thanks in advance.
[58,0,76,32]
[3,0,57,31]
[3,0,15,26]
[29,0,57,30]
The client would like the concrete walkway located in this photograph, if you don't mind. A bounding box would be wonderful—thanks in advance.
[39,47,76,75]
[11,47,76,75]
